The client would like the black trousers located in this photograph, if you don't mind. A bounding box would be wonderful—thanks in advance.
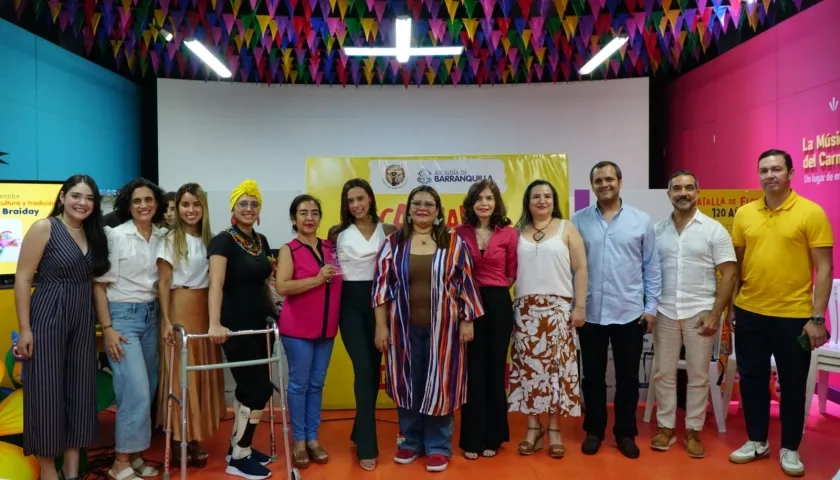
[459,286,514,453]
[579,319,644,441]
[223,332,274,411]
[339,281,383,459]
[734,306,811,450]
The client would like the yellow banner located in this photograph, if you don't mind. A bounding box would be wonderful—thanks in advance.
[306,154,569,409]
[696,189,763,235]
[0,182,61,276]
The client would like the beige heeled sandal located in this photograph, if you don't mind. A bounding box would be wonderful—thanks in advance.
[518,426,545,455]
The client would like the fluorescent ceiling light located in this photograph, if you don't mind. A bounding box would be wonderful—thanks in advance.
[579,36,628,75]
[343,16,463,63]
[184,39,232,78]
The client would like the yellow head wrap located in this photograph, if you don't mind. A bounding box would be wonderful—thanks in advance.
[230,179,263,211]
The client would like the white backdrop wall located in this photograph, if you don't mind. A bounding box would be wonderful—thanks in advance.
[158,78,650,246]
[158,78,651,407]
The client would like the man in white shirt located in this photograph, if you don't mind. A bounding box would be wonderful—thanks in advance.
[650,170,737,458]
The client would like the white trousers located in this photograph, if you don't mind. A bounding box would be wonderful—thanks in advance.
[652,311,716,431]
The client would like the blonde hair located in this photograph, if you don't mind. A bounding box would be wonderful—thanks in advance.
[168,183,212,268]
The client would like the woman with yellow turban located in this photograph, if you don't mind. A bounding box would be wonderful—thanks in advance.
[206,180,277,480]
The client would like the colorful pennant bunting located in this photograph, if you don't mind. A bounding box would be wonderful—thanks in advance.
[1,0,801,85]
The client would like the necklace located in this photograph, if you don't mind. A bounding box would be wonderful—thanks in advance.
[476,227,492,249]
[227,226,263,257]
[532,219,552,242]
[60,215,83,232]
[413,228,432,245]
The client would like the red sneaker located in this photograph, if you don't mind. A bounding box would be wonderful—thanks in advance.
[425,454,449,472]
[394,449,419,464]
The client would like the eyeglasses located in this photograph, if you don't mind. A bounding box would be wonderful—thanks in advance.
[410,201,436,209]
[236,201,260,209]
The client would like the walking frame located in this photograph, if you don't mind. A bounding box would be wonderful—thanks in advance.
[162,318,301,480]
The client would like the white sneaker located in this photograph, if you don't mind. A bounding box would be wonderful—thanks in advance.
[779,448,805,477]
[729,441,770,464]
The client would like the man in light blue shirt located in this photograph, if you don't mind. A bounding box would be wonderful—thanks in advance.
[572,161,661,459]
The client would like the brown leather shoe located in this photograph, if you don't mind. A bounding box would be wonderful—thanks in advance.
[293,444,310,469]
[306,444,329,464]
[685,429,705,458]
[650,428,676,451]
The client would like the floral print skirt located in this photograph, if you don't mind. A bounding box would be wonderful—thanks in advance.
[507,294,582,416]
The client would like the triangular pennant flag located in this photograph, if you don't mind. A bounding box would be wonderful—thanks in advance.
[464,0,478,17]
[499,0,512,16]
[427,0,442,18]
[429,18,447,41]
[481,0,495,17]
[443,0,458,18]
[594,13,610,35]
[521,29,531,48]
[361,18,376,40]
[562,14,578,39]
[373,0,387,19]
[447,18,463,38]
[517,0,531,18]
[337,0,349,17]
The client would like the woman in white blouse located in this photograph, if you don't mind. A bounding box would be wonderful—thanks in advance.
[93,178,167,480]
[154,183,225,468]
[328,178,396,471]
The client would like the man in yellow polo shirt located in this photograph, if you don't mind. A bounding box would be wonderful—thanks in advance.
[727,149,834,477]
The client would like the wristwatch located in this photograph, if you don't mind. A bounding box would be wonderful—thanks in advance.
[810,316,825,325]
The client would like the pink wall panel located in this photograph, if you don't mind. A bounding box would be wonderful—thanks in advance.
[775,0,840,98]
[685,122,717,174]
[665,130,687,172]
[714,102,778,189]
[665,0,840,388]
[778,79,840,262]
[712,53,778,119]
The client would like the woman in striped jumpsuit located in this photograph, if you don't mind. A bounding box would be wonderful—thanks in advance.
[15,174,111,480]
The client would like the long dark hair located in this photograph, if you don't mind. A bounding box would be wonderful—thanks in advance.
[461,179,511,228]
[49,174,110,276]
[112,178,167,225]
[332,178,380,237]
[398,186,450,249]
[515,179,564,231]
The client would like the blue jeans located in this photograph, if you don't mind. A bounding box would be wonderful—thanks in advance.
[107,301,159,453]
[281,336,335,442]
[398,326,454,457]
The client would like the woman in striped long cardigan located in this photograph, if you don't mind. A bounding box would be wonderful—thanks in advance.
[372,185,485,474]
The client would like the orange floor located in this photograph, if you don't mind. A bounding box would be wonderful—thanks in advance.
[86,399,840,480]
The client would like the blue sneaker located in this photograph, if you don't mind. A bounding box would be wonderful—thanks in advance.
[226,446,272,465]
[225,455,272,479]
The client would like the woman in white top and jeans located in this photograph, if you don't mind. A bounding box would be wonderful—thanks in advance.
[507,180,588,459]
[328,179,396,471]
[93,178,167,480]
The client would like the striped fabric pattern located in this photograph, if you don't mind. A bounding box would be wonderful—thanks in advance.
[372,231,485,416]
[23,216,98,457]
